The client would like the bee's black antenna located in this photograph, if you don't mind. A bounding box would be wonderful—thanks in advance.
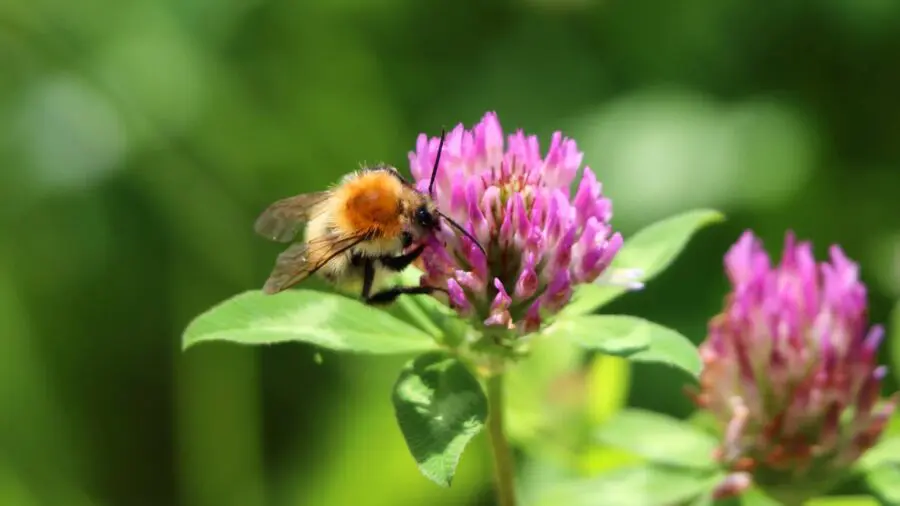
[427,128,485,257]
[428,128,447,196]
[438,211,487,257]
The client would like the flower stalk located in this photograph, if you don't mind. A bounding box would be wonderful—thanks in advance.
[486,373,517,506]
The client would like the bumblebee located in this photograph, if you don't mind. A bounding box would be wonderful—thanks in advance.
[254,130,483,304]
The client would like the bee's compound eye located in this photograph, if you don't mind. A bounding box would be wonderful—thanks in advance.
[400,231,413,248]
[415,206,435,228]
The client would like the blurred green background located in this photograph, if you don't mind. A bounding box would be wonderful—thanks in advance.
[3,0,900,504]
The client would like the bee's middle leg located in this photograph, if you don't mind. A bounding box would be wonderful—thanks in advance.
[360,259,375,300]
[365,285,448,306]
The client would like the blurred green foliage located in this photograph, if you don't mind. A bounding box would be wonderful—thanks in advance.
[2,0,900,504]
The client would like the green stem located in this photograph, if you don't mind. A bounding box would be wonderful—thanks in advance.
[486,373,517,506]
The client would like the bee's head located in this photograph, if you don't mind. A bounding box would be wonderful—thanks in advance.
[414,198,441,231]
[400,194,440,248]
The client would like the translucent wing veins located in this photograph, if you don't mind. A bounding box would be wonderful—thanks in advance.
[262,232,370,294]
[254,192,330,243]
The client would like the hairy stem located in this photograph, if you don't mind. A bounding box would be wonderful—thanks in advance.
[486,374,516,506]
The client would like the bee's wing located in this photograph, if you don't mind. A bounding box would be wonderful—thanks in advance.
[254,191,330,243]
[262,232,369,294]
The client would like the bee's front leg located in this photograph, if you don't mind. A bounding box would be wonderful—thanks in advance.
[363,245,445,305]
[378,244,426,272]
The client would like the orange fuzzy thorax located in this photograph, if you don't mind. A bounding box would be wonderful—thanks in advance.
[332,171,405,238]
